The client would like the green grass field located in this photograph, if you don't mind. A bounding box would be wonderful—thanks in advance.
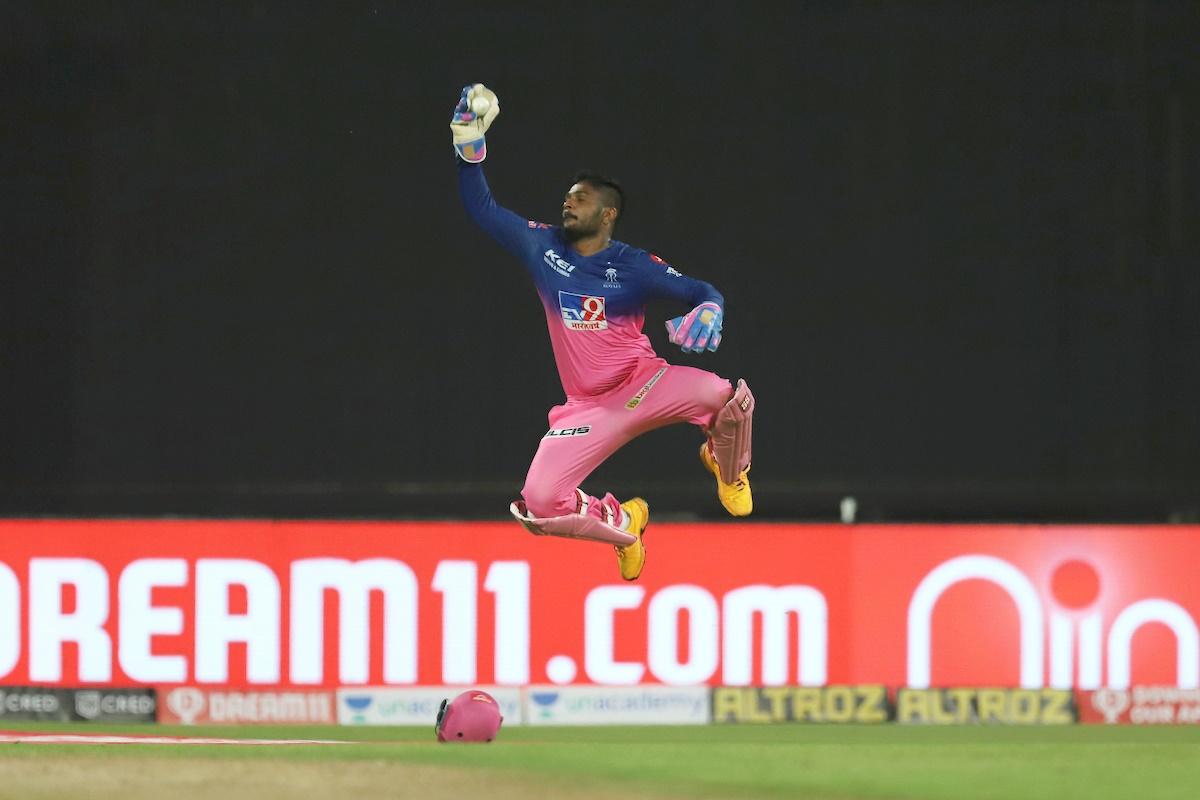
[1,722,1198,800]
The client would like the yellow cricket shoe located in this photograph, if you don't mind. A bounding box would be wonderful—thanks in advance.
[615,497,649,581]
[700,442,753,516]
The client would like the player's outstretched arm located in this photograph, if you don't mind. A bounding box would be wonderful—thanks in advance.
[451,83,535,259]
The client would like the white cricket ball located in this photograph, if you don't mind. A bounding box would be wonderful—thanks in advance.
[471,95,491,116]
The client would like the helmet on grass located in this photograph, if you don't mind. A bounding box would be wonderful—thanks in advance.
[435,690,503,743]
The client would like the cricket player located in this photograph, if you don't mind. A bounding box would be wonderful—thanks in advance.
[450,84,755,581]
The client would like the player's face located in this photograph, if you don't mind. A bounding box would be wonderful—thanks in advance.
[562,183,605,240]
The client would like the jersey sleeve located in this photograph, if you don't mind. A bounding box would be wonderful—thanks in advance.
[638,251,725,309]
[458,161,539,260]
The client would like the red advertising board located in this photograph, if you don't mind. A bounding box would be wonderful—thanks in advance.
[1077,687,1200,724]
[156,687,335,725]
[0,520,1197,689]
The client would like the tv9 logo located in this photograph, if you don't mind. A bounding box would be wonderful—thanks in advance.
[558,292,608,331]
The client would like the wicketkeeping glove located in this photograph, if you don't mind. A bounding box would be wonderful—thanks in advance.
[666,301,723,353]
[450,83,500,163]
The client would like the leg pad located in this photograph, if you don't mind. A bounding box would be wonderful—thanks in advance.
[710,379,754,483]
[509,497,636,546]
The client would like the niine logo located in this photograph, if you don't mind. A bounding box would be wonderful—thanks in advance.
[543,249,576,277]
[906,554,1200,690]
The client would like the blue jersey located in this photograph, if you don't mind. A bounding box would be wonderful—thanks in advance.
[459,162,723,399]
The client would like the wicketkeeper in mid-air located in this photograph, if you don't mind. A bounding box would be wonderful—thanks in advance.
[451,83,755,581]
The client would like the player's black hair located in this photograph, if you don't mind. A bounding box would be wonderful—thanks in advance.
[572,171,625,222]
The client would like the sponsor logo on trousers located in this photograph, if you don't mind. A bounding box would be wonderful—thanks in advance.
[625,367,667,409]
[545,425,591,438]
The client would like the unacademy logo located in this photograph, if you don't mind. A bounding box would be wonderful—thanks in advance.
[342,695,373,724]
[531,691,560,719]
[564,692,705,715]
[544,249,576,277]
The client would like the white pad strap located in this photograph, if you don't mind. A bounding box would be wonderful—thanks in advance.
[710,378,754,483]
[509,500,636,547]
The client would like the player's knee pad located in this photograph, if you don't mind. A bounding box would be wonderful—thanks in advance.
[710,378,754,483]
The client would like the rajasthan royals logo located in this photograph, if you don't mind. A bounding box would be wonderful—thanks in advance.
[559,291,608,331]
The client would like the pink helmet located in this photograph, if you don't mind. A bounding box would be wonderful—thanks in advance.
[435,690,504,743]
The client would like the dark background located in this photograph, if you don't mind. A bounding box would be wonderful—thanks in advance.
[3,2,1198,521]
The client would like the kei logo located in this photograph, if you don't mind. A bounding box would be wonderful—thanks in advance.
[559,291,608,331]
[543,249,577,277]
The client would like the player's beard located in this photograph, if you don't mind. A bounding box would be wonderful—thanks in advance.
[562,211,601,243]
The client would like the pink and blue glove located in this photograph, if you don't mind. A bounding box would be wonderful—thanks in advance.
[450,83,500,163]
[666,301,723,353]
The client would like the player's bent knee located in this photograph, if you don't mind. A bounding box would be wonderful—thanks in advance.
[696,378,734,424]
[707,375,735,413]
[520,485,577,519]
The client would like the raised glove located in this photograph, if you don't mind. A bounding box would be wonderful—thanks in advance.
[665,301,723,353]
[450,83,500,163]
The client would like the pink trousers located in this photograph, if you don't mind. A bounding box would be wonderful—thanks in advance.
[521,357,733,520]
